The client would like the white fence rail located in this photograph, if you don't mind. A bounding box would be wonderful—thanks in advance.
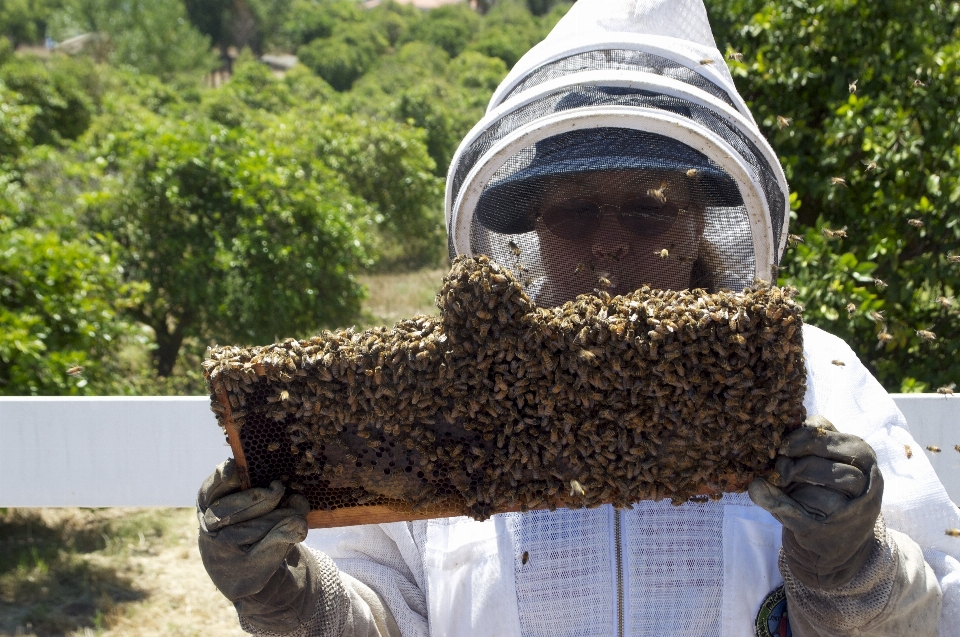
[1,395,958,507]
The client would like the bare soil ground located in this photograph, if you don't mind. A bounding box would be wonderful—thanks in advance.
[1,268,448,637]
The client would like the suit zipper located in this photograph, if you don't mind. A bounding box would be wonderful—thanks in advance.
[615,508,624,637]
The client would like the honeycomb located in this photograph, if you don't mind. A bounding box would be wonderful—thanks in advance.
[204,255,806,527]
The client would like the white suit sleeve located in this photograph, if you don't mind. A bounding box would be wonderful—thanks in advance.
[782,518,941,636]
[304,522,429,637]
[801,324,960,633]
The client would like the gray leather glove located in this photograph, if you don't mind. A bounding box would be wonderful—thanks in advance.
[749,415,884,591]
[197,458,322,632]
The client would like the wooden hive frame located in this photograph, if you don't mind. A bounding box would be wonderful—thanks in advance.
[205,256,806,528]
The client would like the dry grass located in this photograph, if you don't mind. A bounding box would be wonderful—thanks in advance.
[357,268,447,327]
[1,269,448,636]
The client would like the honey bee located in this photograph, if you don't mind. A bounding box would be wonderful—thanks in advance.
[831,359,846,367]
[955,445,960,453]
[868,310,885,323]
[949,255,960,264]
[685,168,699,178]
[873,278,888,290]
[574,262,586,275]
[787,234,804,247]
[267,442,281,452]
[647,181,669,204]
[830,177,848,187]
[508,240,521,257]
[577,349,597,363]
[916,329,936,341]
[946,529,960,537]
[776,115,792,130]
[846,303,856,318]
[699,58,715,65]
[66,364,84,377]
[861,160,878,172]
[727,50,744,62]
[822,226,848,239]
[598,276,612,289]
[927,445,942,453]
[904,445,913,459]
[907,218,924,228]
[656,249,669,259]
[914,79,927,87]
[848,79,858,93]
[937,296,953,309]
[569,479,586,497]
[937,383,955,397]
[521,551,530,565]
[876,330,894,348]
[280,390,290,401]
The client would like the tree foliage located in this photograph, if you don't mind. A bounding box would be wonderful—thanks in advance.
[708,0,960,391]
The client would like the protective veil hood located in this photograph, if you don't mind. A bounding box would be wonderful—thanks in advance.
[445,0,790,304]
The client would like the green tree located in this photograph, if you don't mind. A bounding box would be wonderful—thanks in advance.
[0,0,62,47]
[708,0,960,391]
[50,0,216,77]
[298,22,388,90]
[407,4,480,58]
[81,107,372,376]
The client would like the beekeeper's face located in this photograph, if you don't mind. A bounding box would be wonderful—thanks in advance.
[533,170,704,301]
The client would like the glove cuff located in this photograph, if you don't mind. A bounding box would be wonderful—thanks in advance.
[238,547,348,636]
[780,515,897,630]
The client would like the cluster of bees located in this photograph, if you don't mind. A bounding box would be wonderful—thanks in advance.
[204,256,806,522]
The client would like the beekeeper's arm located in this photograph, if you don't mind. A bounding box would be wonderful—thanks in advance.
[197,459,402,637]
[750,416,941,636]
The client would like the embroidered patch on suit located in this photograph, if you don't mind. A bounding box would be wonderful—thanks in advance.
[755,585,791,637]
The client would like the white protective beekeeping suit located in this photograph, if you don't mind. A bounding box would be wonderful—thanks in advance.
[293,1,960,636]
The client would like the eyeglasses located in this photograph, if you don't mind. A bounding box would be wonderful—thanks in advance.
[537,195,681,242]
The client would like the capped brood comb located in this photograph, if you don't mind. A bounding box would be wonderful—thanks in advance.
[204,255,806,528]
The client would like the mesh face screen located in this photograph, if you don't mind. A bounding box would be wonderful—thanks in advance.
[450,87,784,274]
[502,49,737,108]
[466,127,756,307]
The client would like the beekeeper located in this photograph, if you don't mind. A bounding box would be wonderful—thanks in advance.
[197,1,960,635]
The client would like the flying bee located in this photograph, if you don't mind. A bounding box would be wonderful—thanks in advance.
[727,50,744,62]
[822,226,847,239]
[569,479,586,497]
[508,240,521,257]
[647,181,668,203]
[861,160,878,172]
[574,262,586,275]
[656,249,669,259]
[776,115,792,130]
[955,446,960,453]
[685,168,699,178]
[846,303,856,318]
[947,255,960,264]
[876,330,894,348]
[848,79,858,93]
[873,278,888,290]
[937,296,953,309]
[937,383,955,397]
[830,176,848,187]
[787,234,804,247]
[280,389,290,401]
[904,445,913,459]
[947,529,960,537]
[597,276,612,289]
[916,328,936,341]
[831,359,846,367]
[267,442,280,452]
[521,551,529,565]
[868,310,885,323]
[66,364,84,377]
[907,218,924,228]
[927,445,942,453]
[699,58,715,65]
[913,79,927,87]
